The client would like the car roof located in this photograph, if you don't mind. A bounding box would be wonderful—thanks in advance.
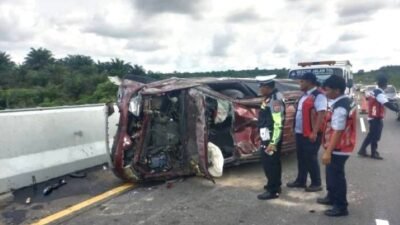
[289,65,347,71]
[122,76,298,95]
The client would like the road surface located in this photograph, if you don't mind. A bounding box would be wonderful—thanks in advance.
[1,106,399,225]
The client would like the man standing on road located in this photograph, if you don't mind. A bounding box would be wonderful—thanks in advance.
[318,75,356,217]
[358,76,400,160]
[287,72,327,192]
[257,79,285,200]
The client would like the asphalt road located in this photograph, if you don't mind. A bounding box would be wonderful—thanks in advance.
[1,106,400,225]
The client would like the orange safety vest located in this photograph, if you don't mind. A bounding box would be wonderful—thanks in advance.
[368,89,385,119]
[296,89,325,137]
[322,97,357,154]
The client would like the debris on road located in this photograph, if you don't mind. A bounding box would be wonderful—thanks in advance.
[69,172,87,178]
[43,179,67,196]
[166,182,173,189]
[165,178,185,189]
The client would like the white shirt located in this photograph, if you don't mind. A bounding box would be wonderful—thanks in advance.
[375,88,389,105]
[330,95,351,156]
[330,95,348,131]
[295,87,328,134]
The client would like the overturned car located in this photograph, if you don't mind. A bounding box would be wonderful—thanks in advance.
[108,76,301,182]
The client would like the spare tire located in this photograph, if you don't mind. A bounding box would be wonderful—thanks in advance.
[207,142,224,177]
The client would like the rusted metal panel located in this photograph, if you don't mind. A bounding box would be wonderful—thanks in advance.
[233,104,259,156]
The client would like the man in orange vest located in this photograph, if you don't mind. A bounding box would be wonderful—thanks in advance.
[358,76,399,159]
[318,75,356,217]
[287,72,327,192]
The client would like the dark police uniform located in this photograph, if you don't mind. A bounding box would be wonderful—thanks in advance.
[258,88,285,196]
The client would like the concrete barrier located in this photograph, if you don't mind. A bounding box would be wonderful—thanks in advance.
[0,104,119,194]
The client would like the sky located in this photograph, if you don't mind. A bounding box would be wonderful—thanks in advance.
[1,0,400,72]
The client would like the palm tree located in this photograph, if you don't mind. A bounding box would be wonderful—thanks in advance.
[107,58,134,77]
[0,52,15,70]
[60,55,94,70]
[24,47,55,70]
[132,64,146,76]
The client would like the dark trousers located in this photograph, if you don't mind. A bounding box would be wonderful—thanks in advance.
[295,134,322,186]
[260,141,282,193]
[359,119,383,155]
[326,154,349,210]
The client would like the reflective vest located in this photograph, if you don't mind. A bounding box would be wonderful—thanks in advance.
[295,89,325,138]
[368,89,385,119]
[322,97,357,154]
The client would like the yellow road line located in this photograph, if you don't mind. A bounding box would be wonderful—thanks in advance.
[30,183,135,225]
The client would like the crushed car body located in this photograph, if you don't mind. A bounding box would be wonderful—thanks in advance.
[108,76,302,182]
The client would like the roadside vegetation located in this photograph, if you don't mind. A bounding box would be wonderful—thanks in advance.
[0,48,398,109]
[354,66,400,88]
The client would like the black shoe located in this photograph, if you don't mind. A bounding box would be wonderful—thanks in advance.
[305,185,322,192]
[263,185,282,194]
[286,181,306,188]
[317,197,333,205]
[324,208,349,217]
[358,151,368,157]
[257,191,279,200]
[371,154,383,160]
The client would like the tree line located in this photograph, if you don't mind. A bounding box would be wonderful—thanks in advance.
[354,66,400,89]
[0,48,398,109]
[0,48,290,109]
[0,48,149,109]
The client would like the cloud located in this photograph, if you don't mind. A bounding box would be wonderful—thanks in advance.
[336,0,389,24]
[273,44,288,54]
[338,33,364,41]
[145,56,171,65]
[131,0,206,17]
[126,40,166,52]
[83,15,163,39]
[304,3,325,14]
[0,1,37,42]
[0,19,32,42]
[285,1,326,14]
[210,32,235,57]
[226,8,262,23]
[320,43,354,54]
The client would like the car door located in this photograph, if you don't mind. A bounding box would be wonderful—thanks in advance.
[185,88,214,182]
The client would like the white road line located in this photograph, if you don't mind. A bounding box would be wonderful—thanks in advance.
[376,219,389,225]
[360,117,366,133]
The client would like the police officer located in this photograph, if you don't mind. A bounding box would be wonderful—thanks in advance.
[257,79,285,200]
[358,76,400,159]
[287,72,327,192]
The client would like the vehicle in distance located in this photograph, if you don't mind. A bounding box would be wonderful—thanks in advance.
[384,85,399,102]
[288,60,354,98]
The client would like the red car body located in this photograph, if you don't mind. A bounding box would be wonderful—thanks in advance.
[109,77,301,182]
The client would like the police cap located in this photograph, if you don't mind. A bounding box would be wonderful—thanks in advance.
[259,79,275,88]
